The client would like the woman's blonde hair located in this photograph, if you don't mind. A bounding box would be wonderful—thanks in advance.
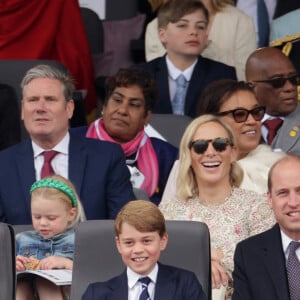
[30,175,86,228]
[177,114,243,200]
[210,0,234,12]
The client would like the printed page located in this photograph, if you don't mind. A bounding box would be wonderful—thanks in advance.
[17,269,72,286]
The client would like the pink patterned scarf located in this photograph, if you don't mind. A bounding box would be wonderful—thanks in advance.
[86,119,159,196]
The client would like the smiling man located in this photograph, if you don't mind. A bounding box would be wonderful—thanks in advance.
[233,154,300,300]
[246,47,300,155]
[0,64,135,224]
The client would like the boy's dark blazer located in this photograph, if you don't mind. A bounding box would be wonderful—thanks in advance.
[139,55,237,117]
[232,224,290,300]
[0,133,135,224]
[82,263,206,300]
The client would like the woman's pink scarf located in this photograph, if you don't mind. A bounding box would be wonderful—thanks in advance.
[86,119,159,196]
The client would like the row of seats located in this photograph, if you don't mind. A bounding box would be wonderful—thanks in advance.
[1,220,211,300]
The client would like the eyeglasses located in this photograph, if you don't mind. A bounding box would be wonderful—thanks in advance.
[216,106,265,123]
[251,74,300,89]
[189,138,232,154]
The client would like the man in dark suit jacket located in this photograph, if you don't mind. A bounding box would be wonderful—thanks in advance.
[0,83,21,150]
[232,155,300,300]
[83,263,205,300]
[138,1,236,118]
[0,64,134,225]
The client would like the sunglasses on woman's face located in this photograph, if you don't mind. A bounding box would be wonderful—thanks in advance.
[251,74,300,89]
[189,137,232,154]
[216,106,265,123]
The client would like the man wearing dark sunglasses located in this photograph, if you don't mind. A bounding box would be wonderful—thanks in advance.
[246,47,300,155]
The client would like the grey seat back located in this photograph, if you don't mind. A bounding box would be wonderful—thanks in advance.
[70,219,211,300]
[0,223,15,300]
[149,114,193,148]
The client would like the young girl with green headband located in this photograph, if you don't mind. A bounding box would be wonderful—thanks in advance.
[16,175,85,300]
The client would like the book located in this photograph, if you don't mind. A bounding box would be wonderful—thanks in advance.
[17,269,72,286]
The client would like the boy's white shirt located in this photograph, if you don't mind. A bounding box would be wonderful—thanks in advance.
[127,263,158,300]
[166,55,197,101]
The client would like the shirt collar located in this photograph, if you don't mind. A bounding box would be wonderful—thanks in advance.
[127,263,158,288]
[262,113,285,123]
[32,132,70,158]
[280,229,300,256]
[165,55,197,82]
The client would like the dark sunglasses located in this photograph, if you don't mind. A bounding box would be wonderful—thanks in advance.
[251,74,300,89]
[216,106,265,123]
[189,138,232,154]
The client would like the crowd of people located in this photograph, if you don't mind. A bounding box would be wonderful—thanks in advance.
[0,0,300,299]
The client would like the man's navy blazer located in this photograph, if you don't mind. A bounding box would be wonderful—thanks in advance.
[82,263,206,300]
[139,55,237,117]
[232,224,290,300]
[0,133,135,224]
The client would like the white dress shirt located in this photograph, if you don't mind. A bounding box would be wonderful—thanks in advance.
[165,56,197,102]
[127,264,158,300]
[281,230,300,262]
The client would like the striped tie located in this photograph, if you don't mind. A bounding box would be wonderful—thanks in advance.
[138,277,151,300]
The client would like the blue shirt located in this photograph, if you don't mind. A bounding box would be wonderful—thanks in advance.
[16,228,74,260]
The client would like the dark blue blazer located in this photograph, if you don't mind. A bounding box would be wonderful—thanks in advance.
[232,224,290,300]
[139,55,237,117]
[145,137,177,205]
[82,263,206,300]
[0,133,135,224]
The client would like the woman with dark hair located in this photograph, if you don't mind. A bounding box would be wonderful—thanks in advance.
[86,68,177,204]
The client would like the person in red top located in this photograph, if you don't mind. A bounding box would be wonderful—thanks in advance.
[0,0,96,117]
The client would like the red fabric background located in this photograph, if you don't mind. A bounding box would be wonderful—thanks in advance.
[0,0,96,114]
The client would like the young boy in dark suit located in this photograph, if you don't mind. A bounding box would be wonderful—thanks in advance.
[82,200,206,299]
[139,0,236,118]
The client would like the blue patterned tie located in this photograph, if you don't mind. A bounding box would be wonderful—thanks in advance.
[172,74,187,115]
[287,241,300,300]
[257,0,269,47]
[139,277,151,300]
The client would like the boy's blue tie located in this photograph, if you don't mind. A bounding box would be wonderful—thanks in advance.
[138,277,151,300]
[172,74,187,115]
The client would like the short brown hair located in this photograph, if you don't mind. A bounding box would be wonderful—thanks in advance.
[158,0,209,28]
[114,200,166,238]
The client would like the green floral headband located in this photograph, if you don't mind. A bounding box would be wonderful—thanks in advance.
[30,178,77,207]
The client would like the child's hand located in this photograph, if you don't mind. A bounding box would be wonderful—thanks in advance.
[39,256,73,270]
[16,255,33,271]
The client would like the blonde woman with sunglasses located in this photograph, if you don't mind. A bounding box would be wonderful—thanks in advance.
[159,115,275,300]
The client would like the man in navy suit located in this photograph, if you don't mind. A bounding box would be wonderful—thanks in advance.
[0,64,135,225]
[82,200,205,300]
[139,0,236,118]
[232,155,300,300]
